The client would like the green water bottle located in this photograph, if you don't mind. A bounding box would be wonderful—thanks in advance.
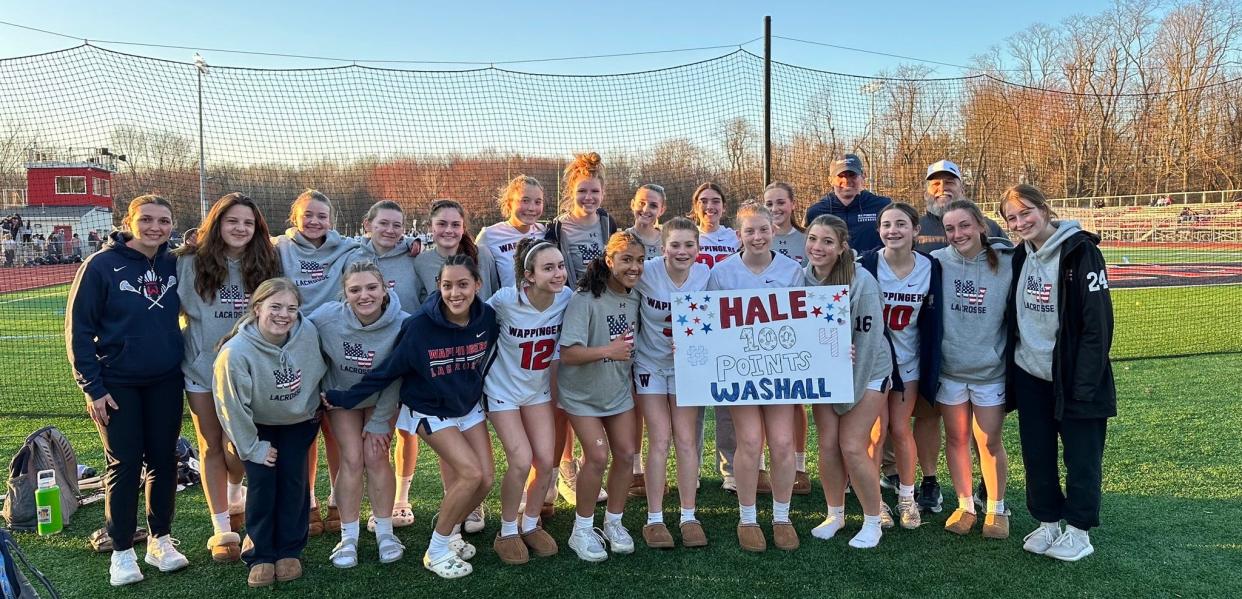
[35,469,62,536]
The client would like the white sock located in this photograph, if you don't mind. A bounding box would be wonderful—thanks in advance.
[521,514,540,534]
[309,492,318,509]
[759,454,768,471]
[680,507,696,525]
[373,517,393,537]
[428,531,451,560]
[899,484,915,499]
[1066,524,1088,537]
[327,490,336,508]
[500,518,519,537]
[959,495,976,514]
[341,520,359,541]
[795,452,807,472]
[633,459,644,475]
[574,513,594,532]
[738,503,757,525]
[987,499,1006,515]
[227,482,245,506]
[395,475,413,504]
[647,511,663,525]
[605,511,623,526]
[811,505,846,540]
[451,522,462,535]
[211,511,231,535]
[849,514,883,548]
[772,500,791,524]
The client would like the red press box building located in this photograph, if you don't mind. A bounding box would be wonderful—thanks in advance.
[2,147,119,241]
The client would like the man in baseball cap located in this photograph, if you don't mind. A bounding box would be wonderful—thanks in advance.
[804,153,892,253]
[915,159,1006,252]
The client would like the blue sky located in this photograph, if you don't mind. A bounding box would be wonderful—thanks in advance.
[0,0,1117,75]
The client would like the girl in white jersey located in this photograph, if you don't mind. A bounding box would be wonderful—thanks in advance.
[486,238,571,565]
[622,183,666,498]
[706,202,804,553]
[633,217,711,549]
[763,181,812,497]
[802,214,893,549]
[692,182,738,268]
[859,202,940,531]
[476,175,547,294]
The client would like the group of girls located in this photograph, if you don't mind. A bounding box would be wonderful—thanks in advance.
[65,154,1115,589]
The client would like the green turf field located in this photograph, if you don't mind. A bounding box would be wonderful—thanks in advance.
[2,285,1240,597]
[1100,246,1242,264]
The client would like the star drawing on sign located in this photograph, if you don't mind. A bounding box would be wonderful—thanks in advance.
[811,306,823,317]
[677,315,688,325]
[673,295,684,305]
[706,311,715,319]
[832,291,843,302]
[684,327,694,336]
[702,295,711,304]
[701,323,713,333]
[693,317,701,324]
[689,302,698,311]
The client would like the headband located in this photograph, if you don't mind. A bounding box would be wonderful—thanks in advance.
[523,241,556,271]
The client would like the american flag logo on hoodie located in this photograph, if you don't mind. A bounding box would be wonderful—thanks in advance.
[343,342,375,368]
[954,279,988,306]
[219,284,249,310]
[299,260,325,282]
[274,367,302,394]
[1025,275,1053,303]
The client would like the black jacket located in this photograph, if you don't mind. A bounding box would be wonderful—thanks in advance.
[858,249,942,405]
[1004,231,1116,420]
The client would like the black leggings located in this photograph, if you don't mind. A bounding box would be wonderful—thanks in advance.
[97,374,185,551]
[241,417,320,566]
[1014,366,1108,530]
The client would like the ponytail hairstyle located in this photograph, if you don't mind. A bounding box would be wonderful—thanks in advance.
[877,201,920,229]
[561,152,605,216]
[807,214,856,286]
[660,216,698,245]
[998,183,1058,222]
[944,198,999,272]
[513,237,562,305]
[764,181,804,232]
[363,199,402,225]
[690,182,727,230]
[124,194,174,232]
[216,277,301,351]
[578,230,642,298]
[437,253,482,286]
[498,174,544,220]
[734,199,773,224]
[428,199,479,263]
[341,259,392,312]
[178,192,281,300]
[289,189,333,227]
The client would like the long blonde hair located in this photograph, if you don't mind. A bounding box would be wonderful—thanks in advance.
[216,277,302,350]
[807,214,855,286]
[561,152,604,216]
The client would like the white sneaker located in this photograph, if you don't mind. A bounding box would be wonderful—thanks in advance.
[721,474,737,493]
[1022,523,1062,555]
[567,527,608,562]
[878,503,895,529]
[596,485,609,503]
[601,520,635,554]
[110,548,144,586]
[897,497,921,529]
[848,522,883,549]
[463,505,485,534]
[144,535,189,572]
[557,462,579,504]
[810,514,845,540]
[1044,527,1094,562]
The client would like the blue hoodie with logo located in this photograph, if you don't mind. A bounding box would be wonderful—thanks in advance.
[804,190,893,254]
[325,291,498,418]
[66,231,183,399]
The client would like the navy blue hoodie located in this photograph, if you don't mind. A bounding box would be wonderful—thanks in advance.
[66,231,183,400]
[326,291,498,418]
[804,190,892,254]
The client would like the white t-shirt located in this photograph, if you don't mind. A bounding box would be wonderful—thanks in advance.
[706,251,804,292]
[876,252,932,365]
[484,286,573,404]
[697,226,738,268]
[634,256,711,374]
[478,222,547,289]
[773,228,808,265]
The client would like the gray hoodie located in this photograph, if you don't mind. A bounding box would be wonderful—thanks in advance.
[177,254,249,388]
[804,264,893,416]
[308,293,409,435]
[351,237,421,311]
[932,240,1014,384]
[214,317,326,464]
[275,228,359,312]
[1014,220,1082,381]
[412,248,495,305]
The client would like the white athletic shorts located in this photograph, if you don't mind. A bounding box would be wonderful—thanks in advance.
[486,389,552,413]
[184,376,210,394]
[397,404,486,435]
[897,360,920,387]
[633,369,675,396]
[867,377,888,393]
[936,378,1006,408]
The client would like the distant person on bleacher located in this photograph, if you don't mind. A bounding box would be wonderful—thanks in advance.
[915,160,1006,253]
[804,153,891,253]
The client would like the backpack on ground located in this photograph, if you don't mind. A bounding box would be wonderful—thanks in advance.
[1,527,60,598]
[2,428,80,532]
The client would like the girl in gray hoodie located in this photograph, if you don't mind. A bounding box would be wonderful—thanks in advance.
[930,199,1015,540]
[309,261,409,568]
[802,214,894,550]
[213,278,327,587]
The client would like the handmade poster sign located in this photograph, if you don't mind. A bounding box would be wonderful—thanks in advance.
[673,286,854,407]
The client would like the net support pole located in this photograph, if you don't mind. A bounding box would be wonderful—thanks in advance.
[763,15,772,186]
[194,53,209,220]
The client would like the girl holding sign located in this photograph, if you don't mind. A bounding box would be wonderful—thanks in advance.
[485,237,572,565]
[803,214,893,549]
[706,201,804,552]
[858,202,942,532]
[634,217,712,549]
[556,231,645,562]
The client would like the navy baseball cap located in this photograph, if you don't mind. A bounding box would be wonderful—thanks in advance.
[831,154,864,177]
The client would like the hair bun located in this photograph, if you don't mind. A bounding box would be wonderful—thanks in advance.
[573,152,602,174]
